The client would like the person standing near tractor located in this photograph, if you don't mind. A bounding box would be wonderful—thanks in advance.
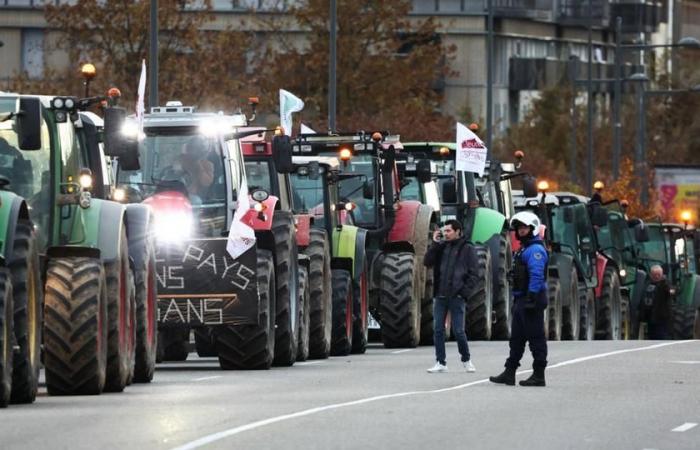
[423,220,478,373]
[639,265,672,339]
[490,211,549,387]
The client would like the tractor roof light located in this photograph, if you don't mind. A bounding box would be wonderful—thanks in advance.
[680,209,693,224]
[469,123,479,131]
[371,132,383,142]
[593,180,604,190]
[514,150,525,159]
[339,147,352,162]
[537,180,550,193]
[248,97,259,105]
[107,87,121,99]
[439,146,450,156]
[81,63,96,80]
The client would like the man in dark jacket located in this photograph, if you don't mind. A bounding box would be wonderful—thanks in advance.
[640,265,672,339]
[423,219,479,373]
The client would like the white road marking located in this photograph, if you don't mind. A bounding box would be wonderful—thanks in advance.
[192,376,222,382]
[671,423,698,432]
[391,349,414,354]
[669,360,700,364]
[295,361,324,366]
[172,340,696,450]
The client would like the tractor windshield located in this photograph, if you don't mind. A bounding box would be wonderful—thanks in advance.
[245,160,273,193]
[117,127,229,238]
[329,153,378,227]
[289,168,328,228]
[0,97,52,248]
[637,225,668,270]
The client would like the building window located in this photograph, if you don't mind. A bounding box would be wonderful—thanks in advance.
[21,29,44,79]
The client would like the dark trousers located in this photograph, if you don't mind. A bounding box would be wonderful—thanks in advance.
[506,291,548,369]
[433,296,470,365]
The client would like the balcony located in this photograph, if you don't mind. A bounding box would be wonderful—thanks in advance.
[558,0,610,28]
[610,1,665,34]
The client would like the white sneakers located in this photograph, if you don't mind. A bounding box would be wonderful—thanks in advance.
[463,360,476,373]
[427,361,476,373]
[427,362,448,373]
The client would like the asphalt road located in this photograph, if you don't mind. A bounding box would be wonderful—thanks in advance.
[1,340,698,450]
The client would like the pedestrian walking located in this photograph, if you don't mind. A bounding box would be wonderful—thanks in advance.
[490,211,549,387]
[639,265,672,339]
[423,220,478,373]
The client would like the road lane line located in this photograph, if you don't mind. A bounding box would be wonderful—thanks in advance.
[192,376,222,382]
[172,340,696,450]
[669,360,700,364]
[295,361,324,366]
[671,423,698,432]
[391,349,413,354]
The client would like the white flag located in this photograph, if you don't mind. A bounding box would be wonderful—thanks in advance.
[300,123,316,134]
[226,182,256,259]
[455,122,487,176]
[136,60,147,135]
[279,89,304,136]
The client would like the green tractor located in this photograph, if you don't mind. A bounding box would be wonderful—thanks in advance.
[402,142,537,340]
[0,93,145,397]
[290,132,435,349]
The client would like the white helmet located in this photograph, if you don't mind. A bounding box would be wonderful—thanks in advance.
[510,211,540,232]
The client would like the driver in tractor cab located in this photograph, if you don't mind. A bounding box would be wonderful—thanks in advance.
[0,136,33,199]
[162,136,215,204]
[490,211,549,387]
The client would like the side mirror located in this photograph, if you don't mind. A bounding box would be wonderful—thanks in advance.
[522,174,537,198]
[634,224,650,243]
[580,236,594,254]
[441,178,457,203]
[362,180,373,200]
[103,107,140,170]
[416,159,432,184]
[590,205,608,227]
[271,135,293,174]
[17,97,42,150]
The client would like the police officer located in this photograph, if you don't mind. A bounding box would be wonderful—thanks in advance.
[490,211,549,387]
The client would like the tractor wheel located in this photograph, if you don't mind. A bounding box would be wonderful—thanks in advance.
[157,329,189,362]
[579,288,596,341]
[351,260,369,354]
[132,244,158,382]
[330,269,353,356]
[419,268,435,345]
[596,267,622,340]
[104,229,136,392]
[271,211,299,367]
[561,268,580,341]
[0,269,13,407]
[194,328,218,357]
[673,304,697,339]
[547,277,563,341]
[620,294,631,340]
[467,246,492,341]
[296,266,310,362]
[9,221,42,403]
[379,252,421,348]
[215,249,276,370]
[491,233,512,340]
[303,229,332,359]
[44,258,108,395]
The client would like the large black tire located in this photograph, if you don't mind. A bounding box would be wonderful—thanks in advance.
[302,229,332,359]
[44,258,108,396]
[271,211,299,367]
[491,233,512,340]
[561,267,581,340]
[330,269,353,356]
[579,288,596,341]
[215,249,276,370]
[378,252,421,348]
[596,266,622,340]
[467,246,492,341]
[9,221,42,403]
[157,328,189,362]
[351,260,369,354]
[673,303,697,339]
[296,266,310,362]
[194,328,218,357]
[133,245,158,382]
[0,269,13,407]
[104,229,136,392]
[546,277,563,340]
[419,268,435,345]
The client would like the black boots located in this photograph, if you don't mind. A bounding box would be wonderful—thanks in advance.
[519,366,546,387]
[489,366,516,386]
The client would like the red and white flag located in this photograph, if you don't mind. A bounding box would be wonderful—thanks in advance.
[226,182,256,259]
[455,122,487,176]
[136,59,147,136]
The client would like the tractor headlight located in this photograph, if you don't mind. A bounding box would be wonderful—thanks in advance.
[154,212,193,243]
[619,269,626,279]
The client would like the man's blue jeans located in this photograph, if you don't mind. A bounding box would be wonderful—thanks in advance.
[433,296,470,365]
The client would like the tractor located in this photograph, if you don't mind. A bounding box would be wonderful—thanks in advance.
[289,132,434,348]
[401,142,537,340]
[113,102,300,369]
[241,130,331,359]
[0,93,144,397]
